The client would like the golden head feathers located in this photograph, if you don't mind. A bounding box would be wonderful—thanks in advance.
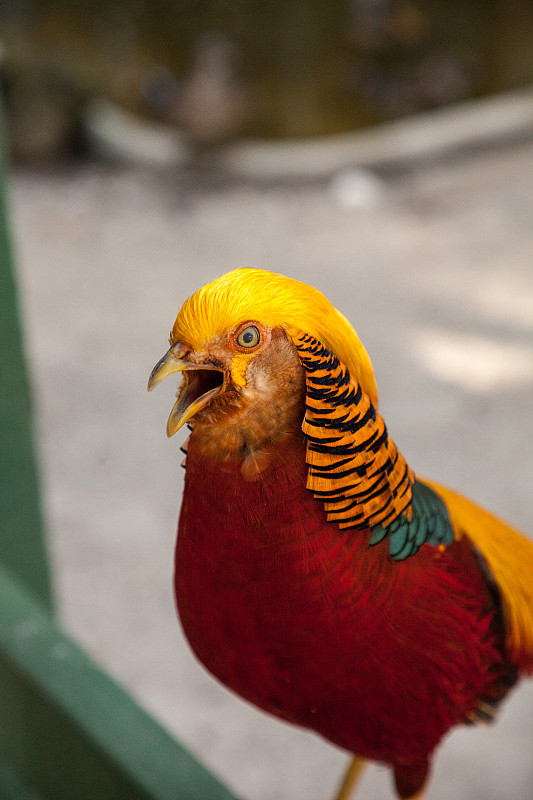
[171,268,379,406]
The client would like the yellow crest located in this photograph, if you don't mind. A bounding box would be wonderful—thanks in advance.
[171,268,379,406]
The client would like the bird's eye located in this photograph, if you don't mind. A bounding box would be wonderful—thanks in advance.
[236,325,261,349]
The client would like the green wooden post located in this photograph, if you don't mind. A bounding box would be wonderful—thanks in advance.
[0,563,242,800]
[0,100,53,609]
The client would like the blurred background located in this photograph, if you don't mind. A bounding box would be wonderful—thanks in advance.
[2,0,533,160]
[2,1,533,799]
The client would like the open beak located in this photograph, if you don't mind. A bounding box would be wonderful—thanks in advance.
[148,342,224,437]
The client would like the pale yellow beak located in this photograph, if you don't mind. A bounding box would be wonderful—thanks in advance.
[148,342,224,437]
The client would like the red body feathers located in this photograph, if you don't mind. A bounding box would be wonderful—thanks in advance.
[176,434,511,787]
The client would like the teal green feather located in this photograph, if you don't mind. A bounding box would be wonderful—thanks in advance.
[369,480,454,561]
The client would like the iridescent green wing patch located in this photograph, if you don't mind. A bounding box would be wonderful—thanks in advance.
[369,480,455,561]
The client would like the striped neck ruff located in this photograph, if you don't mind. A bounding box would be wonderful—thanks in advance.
[292,331,414,532]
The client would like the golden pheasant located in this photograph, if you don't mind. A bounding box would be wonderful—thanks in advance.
[148,268,533,800]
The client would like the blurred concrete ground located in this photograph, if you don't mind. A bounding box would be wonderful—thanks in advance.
[9,124,533,799]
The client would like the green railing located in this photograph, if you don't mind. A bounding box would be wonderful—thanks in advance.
[0,101,242,800]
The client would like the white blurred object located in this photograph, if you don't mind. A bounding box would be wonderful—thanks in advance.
[329,168,384,208]
[83,97,190,167]
[221,86,533,180]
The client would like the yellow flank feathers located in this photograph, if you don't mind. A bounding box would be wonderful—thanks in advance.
[425,480,533,669]
[171,268,379,407]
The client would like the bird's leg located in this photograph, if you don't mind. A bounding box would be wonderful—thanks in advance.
[332,756,367,800]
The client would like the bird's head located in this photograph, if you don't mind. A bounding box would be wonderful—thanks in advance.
[148,268,377,451]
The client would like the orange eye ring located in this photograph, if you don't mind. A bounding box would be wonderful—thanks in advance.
[235,325,261,349]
